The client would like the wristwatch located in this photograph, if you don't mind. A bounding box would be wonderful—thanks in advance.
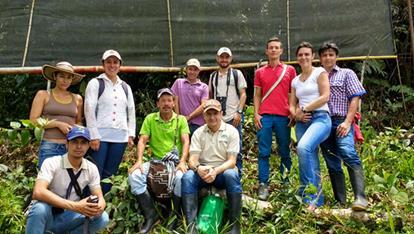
[192,163,200,172]
[237,109,243,114]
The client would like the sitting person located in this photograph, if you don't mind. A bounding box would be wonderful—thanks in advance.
[25,126,109,233]
[181,99,242,234]
[128,88,190,233]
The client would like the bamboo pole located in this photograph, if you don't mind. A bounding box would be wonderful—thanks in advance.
[0,55,398,75]
[21,0,36,66]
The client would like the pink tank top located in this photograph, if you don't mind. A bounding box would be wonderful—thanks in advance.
[42,92,77,139]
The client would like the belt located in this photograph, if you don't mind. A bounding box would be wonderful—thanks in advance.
[331,115,346,119]
[305,110,329,114]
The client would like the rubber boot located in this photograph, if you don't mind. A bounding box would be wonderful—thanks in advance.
[348,165,368,211]
[136,190,160,234]
[329,171,347,206]
[227,193,242,234]
[182,194,198,234]
[167,195,182,230]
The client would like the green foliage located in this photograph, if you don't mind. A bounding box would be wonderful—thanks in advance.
[0,119,43,148]
[0,165,35,233]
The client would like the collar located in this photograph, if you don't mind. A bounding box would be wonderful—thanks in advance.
[155,111,177,123]
[184,78,202,85]
[98,73,122,85]
[266,62,284,69]
[61,153,88,170]
[204,121,226,133]
[331,65,340,73]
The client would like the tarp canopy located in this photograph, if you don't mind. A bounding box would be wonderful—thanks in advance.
[0,0,395,68]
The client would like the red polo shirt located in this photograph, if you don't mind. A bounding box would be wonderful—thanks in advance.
[254,63,296,116]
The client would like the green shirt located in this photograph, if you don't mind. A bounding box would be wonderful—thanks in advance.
[140,112,189,159]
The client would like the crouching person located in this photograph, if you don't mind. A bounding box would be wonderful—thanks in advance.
[128,88,190,233]
[25,126,109,234]
[182,99,242,234]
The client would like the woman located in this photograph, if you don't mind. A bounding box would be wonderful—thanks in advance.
[84,49,136,194]
[30,61,84,168]
[289,42,331,211]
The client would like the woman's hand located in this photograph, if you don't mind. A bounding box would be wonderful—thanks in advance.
[57,122,72,135]
[176,161,188,173]
[90,139,100,151]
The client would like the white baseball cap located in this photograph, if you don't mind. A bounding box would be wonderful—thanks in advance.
[186,58,201,69]
[217,47,232,57]
[101,49,122,61]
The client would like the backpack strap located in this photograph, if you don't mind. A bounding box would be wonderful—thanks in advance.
[231,68,240,98]
[97,78,128,100]
[66,168,83,199]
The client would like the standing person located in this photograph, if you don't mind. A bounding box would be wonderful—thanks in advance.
[253,37,297,200]
[289,41,331,211]
[84,49,136,194]
[30,61,84,168]
[208,47,247,175]
[181,99,242,234]
[318,42,368,211]
[171,58,209,136]
[128,88,190,233]
[25,126,109,233]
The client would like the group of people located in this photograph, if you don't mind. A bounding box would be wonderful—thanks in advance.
[24,36,368,234]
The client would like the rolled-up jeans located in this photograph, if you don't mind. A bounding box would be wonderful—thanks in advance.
[128,161,184,197]
[295,111,331,207]
[25,201,109,234]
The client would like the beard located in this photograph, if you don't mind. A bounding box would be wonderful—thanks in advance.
[218,62,230,69]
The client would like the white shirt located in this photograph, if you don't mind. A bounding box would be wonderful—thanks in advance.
[292,67,330,112]
[84,73,136,142]
[37,154,101,201]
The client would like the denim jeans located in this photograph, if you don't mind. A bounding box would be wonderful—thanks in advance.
[296,111,331,207]
[181,168,242,195]
[226,115,243,176]
[38,140,67,169]
[25,201,109,234]
[257,114,291,184]
[89,141,127,194]
[189,123,201,139]
[128,161,184,197]
[321,117,362,174]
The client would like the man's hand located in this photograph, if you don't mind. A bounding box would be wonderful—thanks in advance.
[90,139,100,151]
[254,114,262,129]
[336,121,351,137]
[128,136,135,148]
[197,165,211,179]
[128,161,143,174]
[75,197,101,218]
[232,113,242,127]
[201,167,217,184]
[176,161,187,173]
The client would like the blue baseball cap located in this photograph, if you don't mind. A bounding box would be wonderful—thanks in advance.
[67,126,91,141]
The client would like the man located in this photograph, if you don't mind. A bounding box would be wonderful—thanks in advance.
[25,126,109,233]
[128,88,190,233]
[181,99,242,234]
[172,58,209,136]
[318,42,368,210]
[253,37,297,200]
[208,47,247,175]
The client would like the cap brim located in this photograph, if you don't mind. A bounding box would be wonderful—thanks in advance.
[67,133,90,141]
[42,65,85,85]
[203,107,221,113]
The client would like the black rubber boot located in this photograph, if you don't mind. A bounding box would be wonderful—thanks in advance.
[136,190,160,234]
[182,194,198,234]
[329,171,347,206]
[167,195,182,230]
[227,193,242,234]
[348,165,368,211]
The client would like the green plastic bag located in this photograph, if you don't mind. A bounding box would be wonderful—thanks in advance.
[197,194,225,234]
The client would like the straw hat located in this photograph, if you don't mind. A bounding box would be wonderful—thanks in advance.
[42,61,85,85]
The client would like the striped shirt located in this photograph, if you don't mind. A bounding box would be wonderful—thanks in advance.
[328,65,366,117]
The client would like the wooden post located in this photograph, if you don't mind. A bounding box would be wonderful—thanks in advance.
[407,0,414,68]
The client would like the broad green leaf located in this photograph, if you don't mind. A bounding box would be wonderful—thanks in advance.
[21,129,31,146]
[10,121,21,129]
[34,127,43,141]
[406,181,414,189]
[7,129,17,141]
[373,174,386,184]
[389,186,398,195]
[393,191,409,204]
[20,119,33,128]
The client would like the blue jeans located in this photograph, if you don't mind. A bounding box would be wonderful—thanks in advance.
[90,141,127,194]
[181,169,242,195]
[25,201,109,234]
[226,115,243,176]
[321,117,362,174]
[38,140,67,169]
[257,114,291,184]
[296,111,331,207]
[128,161,184,196]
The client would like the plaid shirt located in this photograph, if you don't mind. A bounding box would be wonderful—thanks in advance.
[328,65,366,117]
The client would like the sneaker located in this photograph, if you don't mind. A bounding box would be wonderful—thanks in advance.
[258,183,269,201]
[352,197,368,211]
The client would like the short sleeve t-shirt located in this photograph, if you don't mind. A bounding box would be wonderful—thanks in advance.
[140,112,190,158]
